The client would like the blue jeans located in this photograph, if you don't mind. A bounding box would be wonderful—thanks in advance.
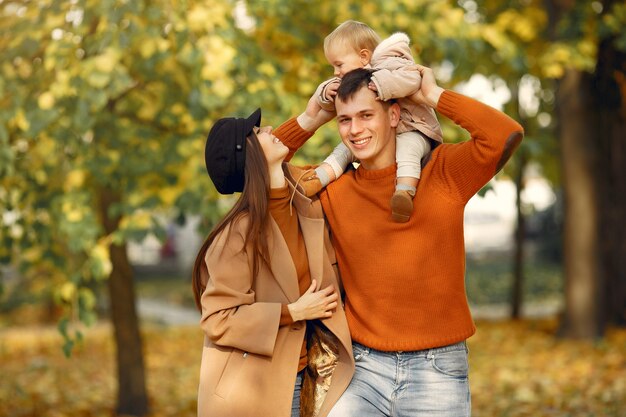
[291,370,303,417]
[328,341,471,417]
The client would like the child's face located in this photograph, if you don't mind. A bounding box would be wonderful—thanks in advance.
[325,43,369,78]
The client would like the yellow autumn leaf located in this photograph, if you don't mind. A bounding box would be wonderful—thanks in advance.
[21,247,42,262]
[65,169,86,190]
[171,103,185,116]
[90,239,112,277]
[138,100,159,120]
[120,211,152,230]
[36,137,55,159]
[9,224,24,239]
[107,150,120,164]
[17,61,32,79]
[159,186,179,206]
[38,92,56,110]
[58,282,76,303]
[93,48,120,73]
[139,38,158,59]
[201,36,236,79]
[14,109,30,131]
[34,170,47,185]
[187,6,211,32]
[257,62,277,77]
[65,208,84,223]
[482,25,507,50]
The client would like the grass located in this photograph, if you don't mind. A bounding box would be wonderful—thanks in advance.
[466,255,563,306]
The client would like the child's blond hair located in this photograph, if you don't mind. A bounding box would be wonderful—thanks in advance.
[323,20,381,56]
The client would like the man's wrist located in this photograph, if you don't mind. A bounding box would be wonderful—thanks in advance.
[427,87,445,108]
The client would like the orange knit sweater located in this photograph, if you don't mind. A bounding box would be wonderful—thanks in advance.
[276,90,524,351]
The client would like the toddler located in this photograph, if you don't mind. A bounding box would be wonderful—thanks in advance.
[296,20,443,222]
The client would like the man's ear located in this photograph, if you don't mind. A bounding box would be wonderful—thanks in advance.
[389,102,401,128]
[359,49,372,66]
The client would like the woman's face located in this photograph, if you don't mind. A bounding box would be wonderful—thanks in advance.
[254,126,289,165]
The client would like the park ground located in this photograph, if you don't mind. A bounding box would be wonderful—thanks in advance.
[1,317,625,417]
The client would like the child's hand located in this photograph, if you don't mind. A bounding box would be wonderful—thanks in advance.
[323,79,340,102]
[368,81,382,101]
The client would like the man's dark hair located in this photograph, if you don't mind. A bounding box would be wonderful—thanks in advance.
[336,68,376,102]
[337,68,395,108]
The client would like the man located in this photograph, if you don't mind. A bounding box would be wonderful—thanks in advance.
[275,65,524,416]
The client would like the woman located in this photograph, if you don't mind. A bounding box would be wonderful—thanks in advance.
[192,108,354,417]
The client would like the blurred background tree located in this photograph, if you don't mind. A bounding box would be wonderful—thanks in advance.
[1,0,624,416]
[0,0,242,414]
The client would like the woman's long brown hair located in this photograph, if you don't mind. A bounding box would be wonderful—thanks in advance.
[192,133,271,311]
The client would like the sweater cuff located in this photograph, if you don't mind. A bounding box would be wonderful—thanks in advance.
[435,90,459,119]
[280,304,295,326]
[274,117,314,162]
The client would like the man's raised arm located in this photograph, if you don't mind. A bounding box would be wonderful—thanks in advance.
[275,83,336,162]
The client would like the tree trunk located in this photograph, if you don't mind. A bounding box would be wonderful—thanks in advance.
[593,33,626,327]
[557,69,604,339]
[98,188,149,416]
[511,150,527,319]
[508,80,526,320]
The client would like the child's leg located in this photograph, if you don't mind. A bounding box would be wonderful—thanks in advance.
[289,142,354,197]
[317,142,353,186]
[391,132,431,222]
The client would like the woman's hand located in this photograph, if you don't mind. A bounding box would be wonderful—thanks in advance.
[288,279,338,321]
[408,64,444,108]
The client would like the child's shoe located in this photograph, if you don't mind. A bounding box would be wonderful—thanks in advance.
[390,190,415,223]
[287,165,323,197]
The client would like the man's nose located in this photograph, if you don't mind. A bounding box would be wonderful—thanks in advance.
[350,119,363,135]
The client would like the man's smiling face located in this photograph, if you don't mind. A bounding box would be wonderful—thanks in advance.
[335,87,400,170]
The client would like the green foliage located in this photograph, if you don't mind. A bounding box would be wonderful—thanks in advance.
[0,0,241,347]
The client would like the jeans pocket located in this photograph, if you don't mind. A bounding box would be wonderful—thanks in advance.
[431,348,469,378]
[352,343,369,362]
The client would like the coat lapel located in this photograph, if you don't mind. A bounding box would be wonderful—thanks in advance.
[268,218,300,302]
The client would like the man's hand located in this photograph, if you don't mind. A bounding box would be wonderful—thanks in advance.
[297,90,336,132]
[408,64,444,109]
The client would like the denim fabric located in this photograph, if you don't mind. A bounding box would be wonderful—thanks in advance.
[291,371,304,417]
[328,341,471,417]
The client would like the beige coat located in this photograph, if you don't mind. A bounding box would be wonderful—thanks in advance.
[197,180,354,417]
